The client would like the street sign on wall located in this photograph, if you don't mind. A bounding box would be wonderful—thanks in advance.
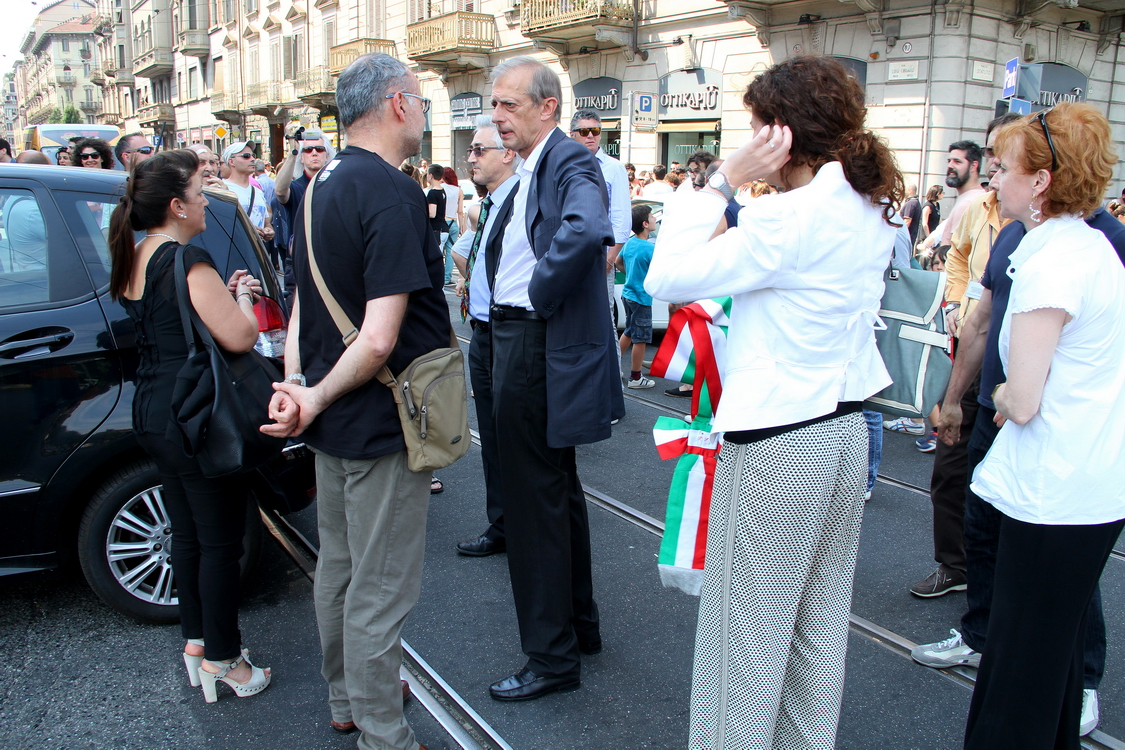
[632,92,657,131]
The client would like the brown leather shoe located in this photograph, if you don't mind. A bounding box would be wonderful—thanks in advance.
[402,679,411,701]
[329,719,357,734]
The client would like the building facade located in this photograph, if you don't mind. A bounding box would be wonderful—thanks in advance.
[14,1,104,129]
[13,0,1125,195]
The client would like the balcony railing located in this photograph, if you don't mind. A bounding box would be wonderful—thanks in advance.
[137,102,175,126]
[27,101,54,124]
[520,0,633,37]
[103,59,116,76]
[133,46,175,78]
[405,12,494,60]
[56,72,77,86]
[210,90,242,120]
[115,68,135,86]
[100,109,121,125]
[245,81,280,109]
[295,65,335,98]
[90,68,106,86]
[178,29,210,58]
[328,38,396,77]
[79,98,102,112]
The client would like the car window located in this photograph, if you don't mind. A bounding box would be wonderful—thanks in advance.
[60,192,116,291]
[0,188,51,308]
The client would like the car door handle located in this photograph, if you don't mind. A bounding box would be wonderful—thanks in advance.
[0,330,75,359]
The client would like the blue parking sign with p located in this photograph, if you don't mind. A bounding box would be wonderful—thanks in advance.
[638,94,653,112]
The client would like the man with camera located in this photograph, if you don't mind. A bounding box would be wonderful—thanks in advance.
[275,122,333,228]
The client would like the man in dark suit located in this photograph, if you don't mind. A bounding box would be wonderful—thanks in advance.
[485,56,625,702]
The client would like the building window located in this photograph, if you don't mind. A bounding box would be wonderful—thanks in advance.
[62,39,71,52]
[189,67,199,98]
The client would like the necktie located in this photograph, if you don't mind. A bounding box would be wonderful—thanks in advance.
[460,196,492,322]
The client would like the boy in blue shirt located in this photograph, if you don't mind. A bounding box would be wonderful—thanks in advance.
[617,204,657,388]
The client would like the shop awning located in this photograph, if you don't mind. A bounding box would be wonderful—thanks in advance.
[656,121,721,132]
[599,120,620,130]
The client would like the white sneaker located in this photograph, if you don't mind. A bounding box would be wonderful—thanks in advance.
[910,629,982,669]
[627,376,656,389]
[883,416,926,435]
[1081,689,1099,736]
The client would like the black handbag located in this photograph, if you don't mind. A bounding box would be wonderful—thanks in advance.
[167,243,286,477]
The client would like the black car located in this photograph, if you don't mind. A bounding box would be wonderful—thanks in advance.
[0,164,313,623]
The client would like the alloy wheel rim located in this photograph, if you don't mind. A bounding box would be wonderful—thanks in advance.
[104,485,178,606]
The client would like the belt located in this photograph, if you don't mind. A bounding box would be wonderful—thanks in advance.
[470,319,489,332]
[490,304,544,322]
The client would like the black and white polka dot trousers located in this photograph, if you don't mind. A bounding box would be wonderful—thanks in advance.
[689,412,868,750]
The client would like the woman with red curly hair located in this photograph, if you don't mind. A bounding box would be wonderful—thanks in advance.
[965,102,1124,749]
[441,166,464,284]
[646,56,904,749]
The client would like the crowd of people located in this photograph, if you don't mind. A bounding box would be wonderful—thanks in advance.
[6,47,1125,750]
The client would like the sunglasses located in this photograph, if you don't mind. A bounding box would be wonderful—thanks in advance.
[574,127,601,137]
[124,146,155,155]
[466,146,505,158]
[80,152,101,160]
[1036,110,1059,172]
[234,152,255,159]
[301,146,327,154]
[385,91,432,114]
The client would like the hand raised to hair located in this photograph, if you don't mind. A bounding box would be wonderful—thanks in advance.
[717,124,792,189]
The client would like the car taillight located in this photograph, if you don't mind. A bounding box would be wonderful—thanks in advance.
[254,297,287,358]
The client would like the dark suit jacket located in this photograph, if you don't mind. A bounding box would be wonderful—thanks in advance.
[524,128,626,447]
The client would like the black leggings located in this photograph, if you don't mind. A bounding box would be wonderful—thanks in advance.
[137,432,248,662]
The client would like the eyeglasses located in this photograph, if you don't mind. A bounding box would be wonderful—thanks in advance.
[124,146,155,155]
[466,146,505,158]
[386,91,432,114]
[80,152,101,160]
[234,152,255,160]
[573,127,601,137]
[301,145,327,154]
[1036,110,1059,172]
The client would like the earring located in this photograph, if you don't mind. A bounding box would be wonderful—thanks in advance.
[178,213,187,219]
[1029,202,1042,223]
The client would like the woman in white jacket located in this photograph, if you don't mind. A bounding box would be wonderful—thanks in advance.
[645,56,904,750]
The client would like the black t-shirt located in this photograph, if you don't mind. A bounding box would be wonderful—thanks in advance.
[122,242,214,436]
[426,188,447,235]
[925,200,941,234]
[292,147,450,460]
[282,171,311,230]
[902,196,922,246]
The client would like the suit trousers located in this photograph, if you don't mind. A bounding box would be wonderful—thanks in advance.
[964,514,1124,750]
[491,316,599,677]
[312,447,430,750]
[961,406,1107,689]
[137,431,246,662]
[468,322,504,541]
[929,375,980,575]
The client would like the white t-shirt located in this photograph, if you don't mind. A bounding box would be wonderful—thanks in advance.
[442,183,461,222]
[971,216,1125,525]
[643,181,674,198]
[224,180,269,229]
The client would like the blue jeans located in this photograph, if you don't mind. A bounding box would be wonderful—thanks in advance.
[862,409,883,493]
[443,219,459,283]
[961,405,1106,689]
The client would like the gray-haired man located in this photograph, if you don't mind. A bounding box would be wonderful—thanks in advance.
[262,52,443,750]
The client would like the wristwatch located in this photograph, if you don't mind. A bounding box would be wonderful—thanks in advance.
[706,171,734,202]
[285,373,306,386]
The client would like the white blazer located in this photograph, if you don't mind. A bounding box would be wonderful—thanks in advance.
[645,161,894,433]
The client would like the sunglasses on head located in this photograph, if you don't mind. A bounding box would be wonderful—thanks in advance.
[80,152,101,160]
[1036,110,1059,172]
[125,146,155,155]
[574,127,601,137]
[301,145,327,153]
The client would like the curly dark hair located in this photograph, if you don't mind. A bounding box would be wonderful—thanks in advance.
[743,56,904,225]
[73,137,114,169]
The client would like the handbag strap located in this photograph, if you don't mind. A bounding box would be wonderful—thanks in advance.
[302,169,459,389]
[171,242,220,355]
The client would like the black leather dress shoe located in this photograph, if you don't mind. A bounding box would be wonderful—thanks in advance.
[578,639,602,656]
[489,667,580,701]
[456,535,506,557]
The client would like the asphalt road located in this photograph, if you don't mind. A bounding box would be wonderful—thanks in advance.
[2,293,1123,750]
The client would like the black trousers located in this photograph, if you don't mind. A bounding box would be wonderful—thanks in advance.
[491,317,599,677]
[929,375,980,575]
[961,406,1107,688]
[137,431,247,662]
[468,322,504,541]
[964,514,1123,750]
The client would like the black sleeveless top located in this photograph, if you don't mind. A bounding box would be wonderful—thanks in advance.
[121,242,216,436]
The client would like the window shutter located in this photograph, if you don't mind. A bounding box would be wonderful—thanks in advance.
[282,35,293,79]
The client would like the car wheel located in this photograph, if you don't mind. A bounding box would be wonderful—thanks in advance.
[77,461,263,624]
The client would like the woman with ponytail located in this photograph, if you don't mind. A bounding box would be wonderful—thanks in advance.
[109,149,273,703]
[645,56,904,750]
